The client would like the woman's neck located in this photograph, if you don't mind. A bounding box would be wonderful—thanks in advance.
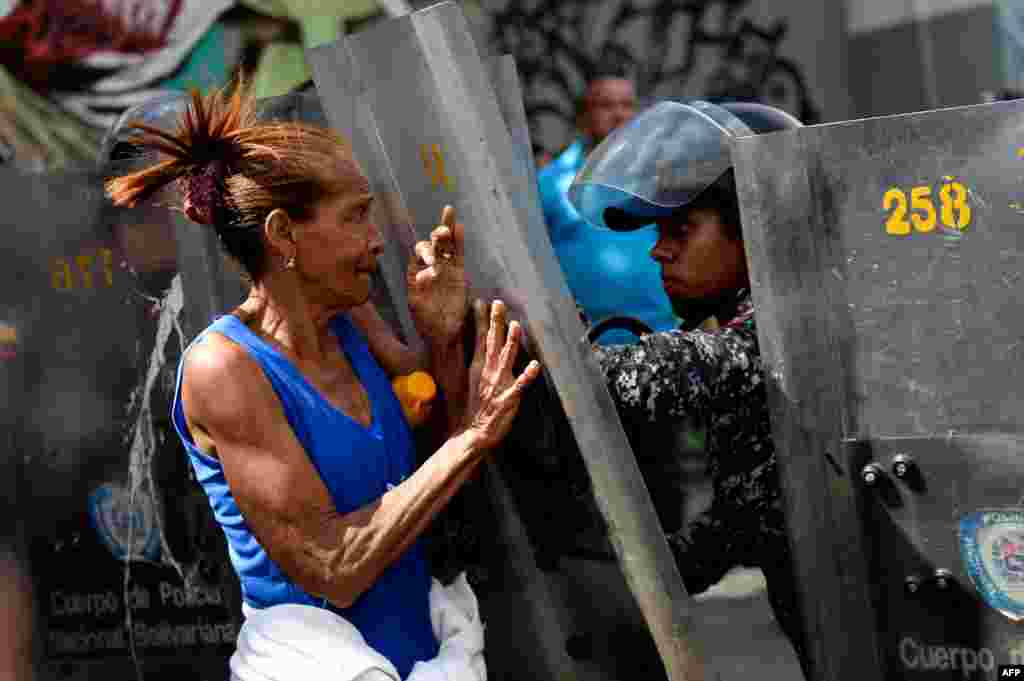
[239,278,340,362]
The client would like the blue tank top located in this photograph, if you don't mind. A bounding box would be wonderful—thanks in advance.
[171,313,439,678]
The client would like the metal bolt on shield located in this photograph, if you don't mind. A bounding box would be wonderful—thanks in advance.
[934,569,954,590]
[862,463,884,486]
[892,454,915,479]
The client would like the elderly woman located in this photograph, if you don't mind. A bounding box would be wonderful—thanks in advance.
[106,84,540,680]
[569,100,813,677]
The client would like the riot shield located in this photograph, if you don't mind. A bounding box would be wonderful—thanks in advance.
[733,98,1024,681]
[281,57,580,679]
[304,39,579,678]
[0,168,245,680]
[308,4,706,681]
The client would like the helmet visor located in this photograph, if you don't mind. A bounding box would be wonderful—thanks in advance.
[568,100,753,230]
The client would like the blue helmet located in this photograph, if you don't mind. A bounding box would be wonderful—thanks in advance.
[568,100,802,231]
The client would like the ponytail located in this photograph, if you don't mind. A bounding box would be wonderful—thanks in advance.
[105,80,359,281]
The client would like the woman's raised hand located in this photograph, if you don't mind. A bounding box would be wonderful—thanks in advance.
[463,299,541,451]
[407,205,468,348]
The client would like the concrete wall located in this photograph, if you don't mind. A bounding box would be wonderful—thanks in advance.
[847,0,1003,119]
[442,0,1015,143]
[467,0,852,152]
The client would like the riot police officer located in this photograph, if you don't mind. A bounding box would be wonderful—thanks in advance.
[570,99,812,675]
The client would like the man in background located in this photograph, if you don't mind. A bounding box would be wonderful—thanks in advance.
[537,66,678,345]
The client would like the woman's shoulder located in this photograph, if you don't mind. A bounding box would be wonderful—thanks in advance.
[182,332,260,400]
[182,318,272,402]
[178,330,274,446]
[186,328,251,369]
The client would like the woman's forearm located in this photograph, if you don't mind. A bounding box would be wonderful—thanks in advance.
[316,429,483,609]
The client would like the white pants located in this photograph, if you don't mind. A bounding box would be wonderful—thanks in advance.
[230,573,486,681]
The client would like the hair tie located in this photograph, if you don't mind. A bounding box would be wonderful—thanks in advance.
[182,159,232,226]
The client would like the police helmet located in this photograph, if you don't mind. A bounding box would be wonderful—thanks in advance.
[568,100,802,231]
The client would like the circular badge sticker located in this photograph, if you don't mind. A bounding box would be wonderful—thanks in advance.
[959,509,1024,621]
[87,482,162,562]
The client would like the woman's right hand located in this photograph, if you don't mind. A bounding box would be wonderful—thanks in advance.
[463,299,541,451]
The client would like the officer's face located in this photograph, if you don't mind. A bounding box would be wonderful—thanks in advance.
[582,79,637,144]
[652,207,748,302]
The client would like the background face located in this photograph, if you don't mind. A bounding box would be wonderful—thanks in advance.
[582,78,637,144]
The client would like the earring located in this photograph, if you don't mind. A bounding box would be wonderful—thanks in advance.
[284,255,296,271]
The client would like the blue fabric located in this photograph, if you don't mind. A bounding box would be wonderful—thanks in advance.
[172,313,438,679]
[538,139,679,345]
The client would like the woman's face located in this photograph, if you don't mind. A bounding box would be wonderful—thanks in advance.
[290,163,384,310]
[652,206,749,303]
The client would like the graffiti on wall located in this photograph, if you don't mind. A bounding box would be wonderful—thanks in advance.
[488,0,820,151]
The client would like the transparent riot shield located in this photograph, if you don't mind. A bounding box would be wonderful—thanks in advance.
[482,54,691,681]
[262,68,584,679]
[732,98,1024,681]
[304,42,580,678]
[0,167,244,680]
[309,4,705,681]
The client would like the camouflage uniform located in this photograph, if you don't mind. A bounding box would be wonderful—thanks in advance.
[592,290,810,673]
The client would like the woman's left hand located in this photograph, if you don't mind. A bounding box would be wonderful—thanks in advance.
[407,205,469,348]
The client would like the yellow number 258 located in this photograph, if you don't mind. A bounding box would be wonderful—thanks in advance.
[883,180,971,236]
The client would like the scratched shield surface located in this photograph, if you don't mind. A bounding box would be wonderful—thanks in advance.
[733,99,1024,680]
[0,168,243,681]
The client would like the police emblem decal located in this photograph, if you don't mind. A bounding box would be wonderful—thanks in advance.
[960,510,1024,622]
[87,482,162,562]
